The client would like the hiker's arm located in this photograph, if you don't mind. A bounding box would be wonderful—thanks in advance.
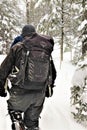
[51,59,57,87]
[0,49,15,97]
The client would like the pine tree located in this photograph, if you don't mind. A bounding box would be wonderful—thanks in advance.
[71,68,87,127]
[0,0,25,53]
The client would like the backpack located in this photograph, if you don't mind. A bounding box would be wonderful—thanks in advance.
[10,36,54,90]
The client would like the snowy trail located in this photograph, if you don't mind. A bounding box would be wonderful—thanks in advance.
[39,60,87,130]
[0,54,87,130]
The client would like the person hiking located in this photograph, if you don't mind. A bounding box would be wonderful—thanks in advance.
[11,24,56,98]
[0,24,56,130]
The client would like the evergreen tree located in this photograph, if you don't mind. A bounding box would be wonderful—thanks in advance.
[71,62,87,127]
[71,84,87,126]
[0,0,25,53]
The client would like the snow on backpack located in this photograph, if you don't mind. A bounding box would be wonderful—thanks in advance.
[10,37,54,90]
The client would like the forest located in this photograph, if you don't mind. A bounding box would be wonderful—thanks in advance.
[0,0,87,129]
[0,0,87,64]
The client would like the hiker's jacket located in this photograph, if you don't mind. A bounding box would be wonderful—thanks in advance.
[11,35,23,47]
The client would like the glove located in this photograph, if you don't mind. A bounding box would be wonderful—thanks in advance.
[45,85,53,98]
[0,87,7,97]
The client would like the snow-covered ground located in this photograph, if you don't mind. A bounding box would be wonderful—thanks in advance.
[0,50,87,130]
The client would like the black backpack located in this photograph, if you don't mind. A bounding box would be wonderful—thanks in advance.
[10,37,54,90]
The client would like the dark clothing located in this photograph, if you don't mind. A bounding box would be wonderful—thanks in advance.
[7,85,45,128]
[7,85,45,111]
[11,35,23,47]
[0,33,56,129]
[21,25,36,38]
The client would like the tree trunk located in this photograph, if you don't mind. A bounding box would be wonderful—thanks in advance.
[26,0,30,24]
[60,0,64,62]
[82,0,86,58]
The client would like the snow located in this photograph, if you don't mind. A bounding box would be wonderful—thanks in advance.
[78,20,87,31]
[40,14,49,23]
[0,49,87,130]
[72,65,87,87]
[35,0,43,8]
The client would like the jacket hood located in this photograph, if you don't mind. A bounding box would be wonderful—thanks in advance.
[22,25,36,38]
